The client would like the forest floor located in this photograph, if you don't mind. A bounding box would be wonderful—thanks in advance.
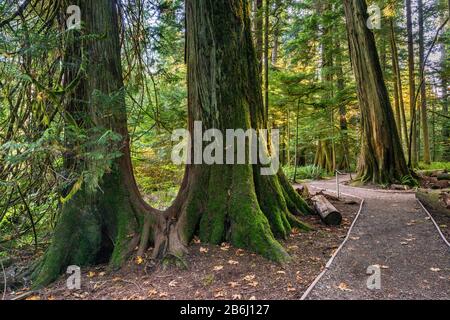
[304,177,450,300]
[4,195,360,300]
[4,176,449,300]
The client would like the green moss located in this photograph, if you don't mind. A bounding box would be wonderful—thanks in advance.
[100,170,139,269]
[227,165,289,263]
[200,166,231,244]
[33,190,102,288]
[183,167,210,243]
[255,174,291,238]
[277,171,314,215]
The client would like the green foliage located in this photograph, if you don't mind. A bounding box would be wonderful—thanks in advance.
[417,162,450,171]
[283,165,326,181]
[400,174,420,188]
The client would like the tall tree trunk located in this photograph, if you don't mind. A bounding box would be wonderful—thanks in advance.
[441,1,450,161]
[153,0,312,263]
[264,0,270,125]
[34,0,152,287]
[35,0,312,287]
[418,0,431,164]
[336,42,350,171]
[406,0,418,166]
[271,0,282,65]
[293,101,301,182]
[390,19,403,145]
[390,17,409,149]
[343,0,410,184]
[254,0,263,75]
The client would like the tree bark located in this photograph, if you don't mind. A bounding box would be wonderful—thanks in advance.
[34,0,313,287]
[336,41,350,171]
[406,0,418,166]
[152,0,312,263]
[271,0,282,65]
[264,0,270,125]
[389,18,409,149]
[34,0,154,287]
[418,0,431,164]
[343,0,410,184]
[254,0,264,75]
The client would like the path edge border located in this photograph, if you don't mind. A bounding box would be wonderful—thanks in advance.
[300,186,365,301]
[416,198,450,249]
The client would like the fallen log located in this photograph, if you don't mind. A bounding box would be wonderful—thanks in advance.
[311,195,342,226]
[437,173,450,181]
[416,189,450,215]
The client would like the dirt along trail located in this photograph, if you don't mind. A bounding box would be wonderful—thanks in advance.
[302,176,450,300]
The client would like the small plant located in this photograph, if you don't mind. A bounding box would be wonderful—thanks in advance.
[283,165,326,181]
[400,174,419,188]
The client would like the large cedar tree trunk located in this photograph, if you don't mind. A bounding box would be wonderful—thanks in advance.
[406,0,418,166]
[35,0,312,286]
[34,0,153,287]
[152,0,312,262]
[418,0,431,164]
[343,0,410,184]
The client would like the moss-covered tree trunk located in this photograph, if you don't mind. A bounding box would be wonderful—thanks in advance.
[35,0,311,287]
[34,0,153,287]
[147,0,312,262]
[343,0,410,184]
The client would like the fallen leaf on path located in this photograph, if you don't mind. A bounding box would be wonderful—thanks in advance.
[169,280,178,287]
[236,249,245,256]
[87,271,96,278]
[148,289,158,297]
[337,283,353,292]
[243,275,256,282]
[213,265,224,271]
[159,292,169,298]
[232,294,242,300]
[277,271,286,275]
[228,282,240,288]
[430,268,441,272]
[135,256,144,265]
[228,260,239,265]
[200,247,209,254]
[26,295,41,301]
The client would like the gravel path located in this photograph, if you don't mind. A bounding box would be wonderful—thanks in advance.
[303,177,450,300]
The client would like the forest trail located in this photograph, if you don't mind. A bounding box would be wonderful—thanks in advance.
[302,177,450,300]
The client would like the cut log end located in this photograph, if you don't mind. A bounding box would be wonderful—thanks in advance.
[311,195,343,226]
